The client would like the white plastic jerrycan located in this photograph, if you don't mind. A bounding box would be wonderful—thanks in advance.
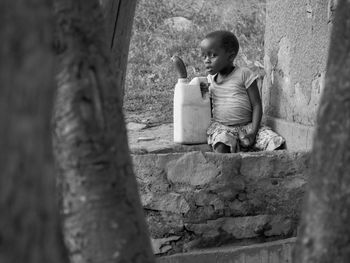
[172,56,211,144]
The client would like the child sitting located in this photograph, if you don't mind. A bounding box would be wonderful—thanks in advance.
[200,30,284,153]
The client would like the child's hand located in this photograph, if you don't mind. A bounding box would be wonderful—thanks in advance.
[239,132,256,147]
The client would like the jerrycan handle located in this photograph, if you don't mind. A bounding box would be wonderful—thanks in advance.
[189,77,210,101]
[171,55,187,79]
[200,82,210,100]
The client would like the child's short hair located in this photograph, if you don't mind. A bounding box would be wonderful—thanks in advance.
[205,30,239,55]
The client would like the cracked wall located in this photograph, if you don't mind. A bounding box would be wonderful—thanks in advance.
[263,0,335,150]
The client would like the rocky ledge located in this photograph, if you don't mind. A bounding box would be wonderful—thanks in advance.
[132,149,309,255]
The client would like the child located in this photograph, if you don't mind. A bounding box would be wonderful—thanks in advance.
[200,30,263,153]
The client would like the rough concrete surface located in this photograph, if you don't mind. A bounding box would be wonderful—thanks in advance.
[127,122,211,154]
[263,0,331,150]
[157,237,296,263]
[264,116,314,151]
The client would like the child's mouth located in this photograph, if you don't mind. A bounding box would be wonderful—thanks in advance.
[206,67,214,74]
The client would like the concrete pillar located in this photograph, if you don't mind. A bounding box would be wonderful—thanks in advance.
[263,0,334,151]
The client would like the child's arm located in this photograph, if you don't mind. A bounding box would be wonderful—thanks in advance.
[244,80,262,145]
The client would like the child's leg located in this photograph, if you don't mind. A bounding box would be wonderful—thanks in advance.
[254,126,285,151]
[213,137,238,153]
[207,122,240,153]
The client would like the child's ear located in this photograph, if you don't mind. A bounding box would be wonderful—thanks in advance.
[229,52,237,61]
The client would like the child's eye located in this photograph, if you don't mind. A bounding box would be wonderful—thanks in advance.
[201,53,217,59]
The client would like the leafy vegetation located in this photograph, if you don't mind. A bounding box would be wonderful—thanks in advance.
[124,0,266,124]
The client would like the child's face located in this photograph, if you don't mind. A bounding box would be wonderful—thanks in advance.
[200,37,234,75]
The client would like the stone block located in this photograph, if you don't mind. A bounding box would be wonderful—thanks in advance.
[220,215,270,239]
[264,216,293,237]
[152,236,181,255]
[166,152,220,187]
[133,154,171,194]
[245,175,307,216]
[184,206,216,224]
[185,214,292,240]
[146,211,184,237]
[142,191,190,213]
[193,190,224,209]
[240,150,310,179]
[228,200,250,216]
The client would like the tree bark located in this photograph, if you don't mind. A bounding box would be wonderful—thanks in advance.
[99,0,137,99]
[293,1,350,262]
[0,0,69,262]
[53,0,155,262]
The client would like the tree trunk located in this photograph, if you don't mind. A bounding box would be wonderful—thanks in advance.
[0,0,69,262]
[293,1,350,262]
[53,0,155,262]
[99,0,137,99]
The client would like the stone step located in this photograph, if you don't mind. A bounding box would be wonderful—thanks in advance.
[132,149,309,255]
[157,238,296,263]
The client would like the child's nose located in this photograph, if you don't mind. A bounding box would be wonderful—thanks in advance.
[204,56,211,63]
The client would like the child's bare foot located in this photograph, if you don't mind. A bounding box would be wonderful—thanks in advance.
[214,142,232,153]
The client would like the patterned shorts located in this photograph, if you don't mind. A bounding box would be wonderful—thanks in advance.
[207,121,285,153]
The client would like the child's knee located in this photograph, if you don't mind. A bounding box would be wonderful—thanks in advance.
[214,142,231,153]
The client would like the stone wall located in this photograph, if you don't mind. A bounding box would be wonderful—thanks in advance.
[263,0,336,151]
[132,151,309,255]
